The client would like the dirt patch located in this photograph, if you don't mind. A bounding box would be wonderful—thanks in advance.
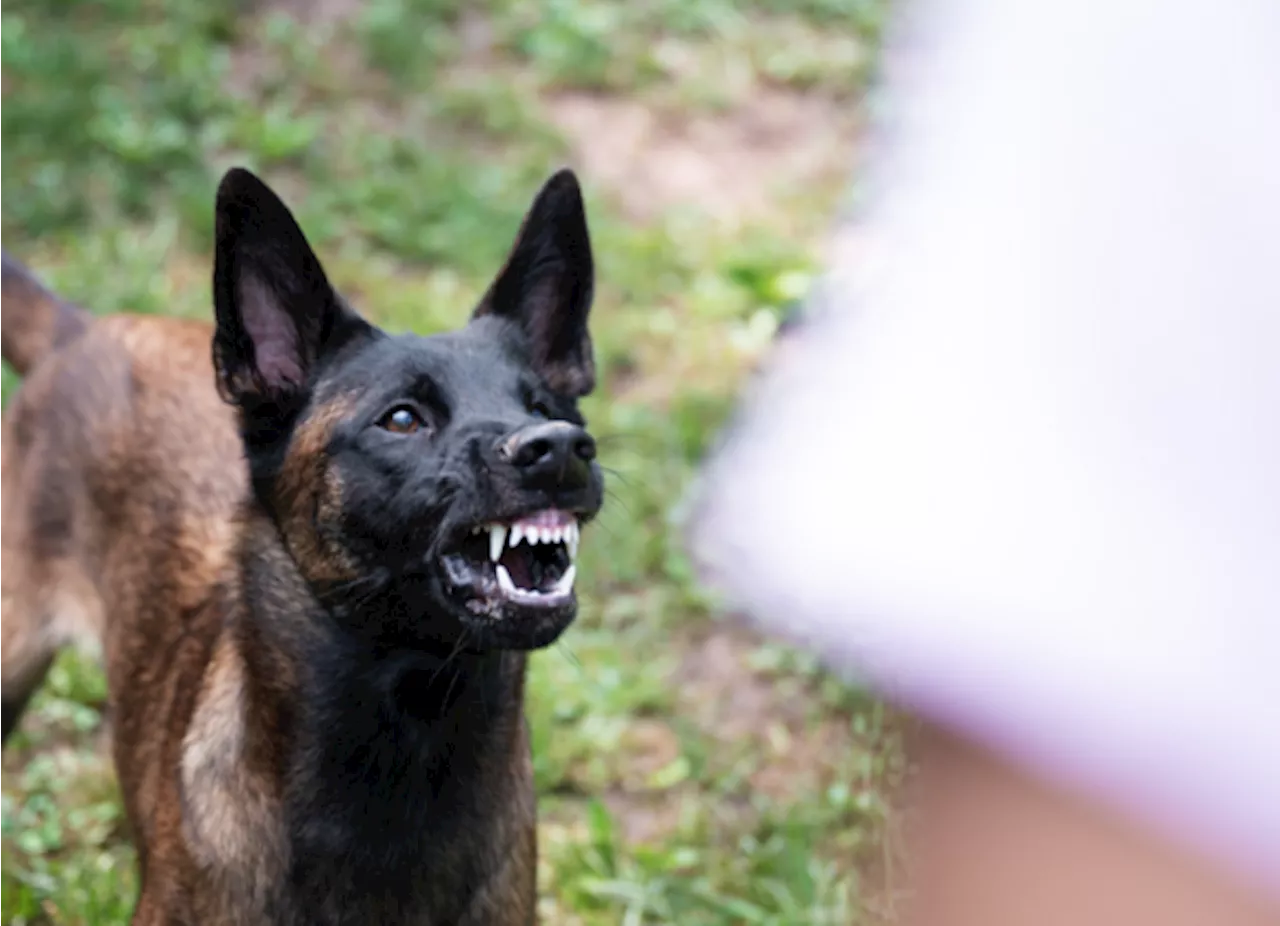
[594,623,866,849]
[547,88,859,225]
[677,623,859,800]
[602,789,688,846]
[677,624,797,739]
[616,719,682,786]
[675,620,908,920]
[224,0,381,105]
[253,0,364,30]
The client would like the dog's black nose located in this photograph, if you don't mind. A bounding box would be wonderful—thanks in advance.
[502,421,596,489]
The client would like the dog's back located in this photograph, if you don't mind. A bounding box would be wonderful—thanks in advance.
[1,253,244,754]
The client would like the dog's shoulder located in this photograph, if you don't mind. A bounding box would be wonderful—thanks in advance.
[179,627,289,909]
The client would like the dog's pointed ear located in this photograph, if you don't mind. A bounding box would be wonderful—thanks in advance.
[473,169,595,398]
[212,167,373,409]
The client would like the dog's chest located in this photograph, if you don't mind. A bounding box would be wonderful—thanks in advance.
[180,629,537,924]
[277,793,534,926]
[271,710,537,925]
[182,792,532,926]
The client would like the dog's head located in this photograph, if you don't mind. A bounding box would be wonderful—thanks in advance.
[211,167,604,651]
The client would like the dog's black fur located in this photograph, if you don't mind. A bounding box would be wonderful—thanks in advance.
[2,166,604,924]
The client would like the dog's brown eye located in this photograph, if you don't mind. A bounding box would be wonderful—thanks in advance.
[522,385,552,419]
[380,406,425,434]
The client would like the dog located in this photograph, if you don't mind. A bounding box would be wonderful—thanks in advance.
[1,166,604,924]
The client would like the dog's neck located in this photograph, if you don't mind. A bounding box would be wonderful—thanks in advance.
[229,516,534,918]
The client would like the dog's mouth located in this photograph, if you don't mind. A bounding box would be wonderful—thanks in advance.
[437,508,580,618]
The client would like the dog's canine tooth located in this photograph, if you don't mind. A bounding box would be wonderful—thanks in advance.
[496,564,517,597]
[567,522,579,560]
[488,524,507,562]
[553,565,576,595]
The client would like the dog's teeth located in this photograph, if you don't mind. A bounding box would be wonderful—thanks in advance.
[489,524,507,562]
[510,525,524,548]
[496,564,517,596]
[567,522,579,560]
[550,526,563,544]
[553,564,577,595]
[540,527,553,544]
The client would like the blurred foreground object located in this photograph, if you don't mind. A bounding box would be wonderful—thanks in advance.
[690,0,1280,920]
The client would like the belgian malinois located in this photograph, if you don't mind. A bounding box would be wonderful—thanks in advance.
[1,166,604,924]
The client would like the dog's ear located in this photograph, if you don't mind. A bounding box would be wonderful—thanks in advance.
[212,167,373,409]
[473,169,595,398]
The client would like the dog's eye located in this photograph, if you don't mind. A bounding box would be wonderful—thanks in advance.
[379,406,426,434]
[523,385,552,419]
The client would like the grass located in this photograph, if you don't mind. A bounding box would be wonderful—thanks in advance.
[1,0,901,922]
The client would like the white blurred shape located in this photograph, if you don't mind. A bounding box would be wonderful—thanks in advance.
[691,0,1280,900]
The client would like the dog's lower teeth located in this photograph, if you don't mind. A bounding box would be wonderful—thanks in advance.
[496,563,518,595]
[493,563,576,602]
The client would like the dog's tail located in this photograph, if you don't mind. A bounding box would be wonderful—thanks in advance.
[2,251,91,376]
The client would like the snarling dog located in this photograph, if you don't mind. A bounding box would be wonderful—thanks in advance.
[1,167,604,925]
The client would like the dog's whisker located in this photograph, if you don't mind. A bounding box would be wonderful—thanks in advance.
[581,517,624,544]
[555,641,583,670]
[599,490,637,519]
[437,635,471,717]
[317,570,390,609]
[429,632,471,689]
[590,432,644,447]
[597,465,637,485]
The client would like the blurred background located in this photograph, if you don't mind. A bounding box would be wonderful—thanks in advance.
[0,1,901,922]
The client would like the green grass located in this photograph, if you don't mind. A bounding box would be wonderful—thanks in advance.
[1,0,901,922]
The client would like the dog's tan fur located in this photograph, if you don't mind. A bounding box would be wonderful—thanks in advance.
[2,273,259,916]
[1,255,538,924]
[0,160,609,925]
